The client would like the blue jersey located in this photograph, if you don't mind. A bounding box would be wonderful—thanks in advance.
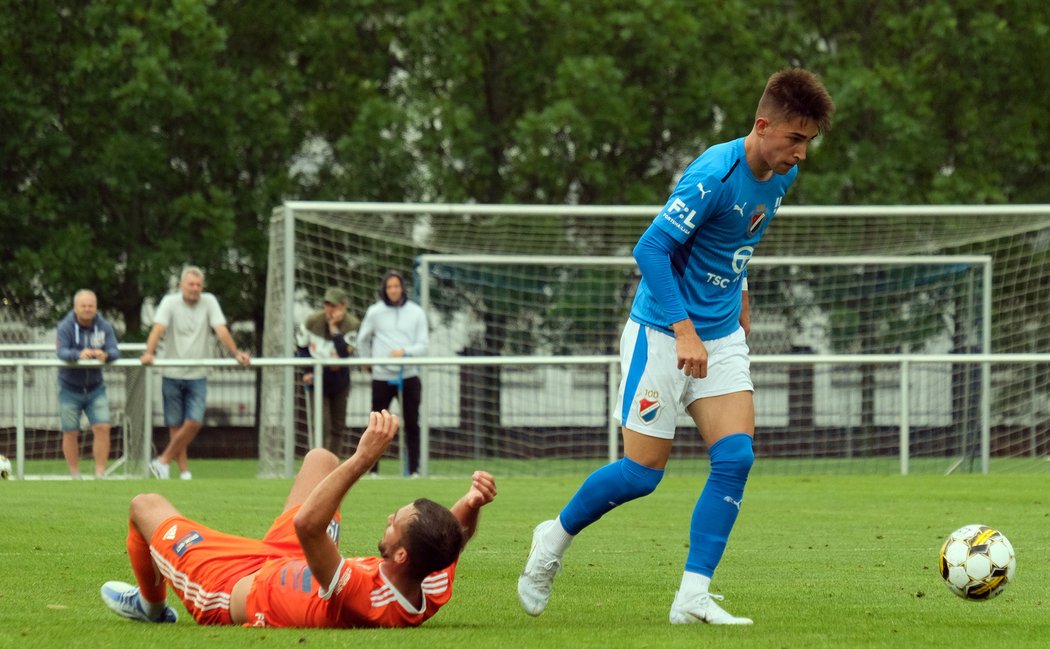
[630,137,796,340]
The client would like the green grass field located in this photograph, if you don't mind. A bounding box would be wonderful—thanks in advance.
[2,462,1049,648]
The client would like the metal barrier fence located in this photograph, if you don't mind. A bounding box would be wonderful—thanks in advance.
[2,352,1049,479]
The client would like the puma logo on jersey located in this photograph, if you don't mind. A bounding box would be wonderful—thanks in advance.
[696,182,711,200]
[732,202,748,216]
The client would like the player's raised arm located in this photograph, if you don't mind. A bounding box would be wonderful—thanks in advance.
[449,470,497,545]
[293,411,399,589]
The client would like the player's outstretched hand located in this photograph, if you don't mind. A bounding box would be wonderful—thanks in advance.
[356,410,399,464]
[464,470,497,510]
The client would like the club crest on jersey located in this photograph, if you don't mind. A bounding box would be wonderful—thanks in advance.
[748,204,767,235]
[638,396,661,424]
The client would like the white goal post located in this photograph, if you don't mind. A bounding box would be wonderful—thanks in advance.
[416,253,994,474]
[258,202,1050,477]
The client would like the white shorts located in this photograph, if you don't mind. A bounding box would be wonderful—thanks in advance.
[614,320,752,439]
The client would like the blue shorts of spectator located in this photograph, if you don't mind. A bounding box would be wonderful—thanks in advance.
[161,378,208,427]
[59,383,111,431]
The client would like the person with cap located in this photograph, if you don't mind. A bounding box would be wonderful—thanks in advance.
[296,287,360,454]
[357,270,429,477]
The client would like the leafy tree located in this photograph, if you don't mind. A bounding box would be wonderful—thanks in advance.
[0,0,310,343]
[785,0,1050,205]
[2,0,1047,448]
[307,0,773,444]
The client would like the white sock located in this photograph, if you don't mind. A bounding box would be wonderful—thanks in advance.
[139,597,166,618]
[679,571,711,598]
[546,517,576,555]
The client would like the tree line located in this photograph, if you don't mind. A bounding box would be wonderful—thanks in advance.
[2,0,1046,343]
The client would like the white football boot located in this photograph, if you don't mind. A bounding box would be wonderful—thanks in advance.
[517,520,563,616]
[669,590,753,625]
[100,581,178,623]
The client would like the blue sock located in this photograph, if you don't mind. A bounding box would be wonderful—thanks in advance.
[685,434,754,577]
[559,457,664,535]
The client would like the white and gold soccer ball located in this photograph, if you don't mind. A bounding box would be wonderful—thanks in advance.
[938,524,1015,600]
[0,454,11,480]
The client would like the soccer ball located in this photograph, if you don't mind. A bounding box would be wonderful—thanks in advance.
[0,454,11,480]
[938,524,1016,600]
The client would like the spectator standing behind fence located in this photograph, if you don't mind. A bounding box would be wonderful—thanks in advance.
[55,289,120,479]
[357,271,429,477]
[140,266,250,480]
[296,287,359,455]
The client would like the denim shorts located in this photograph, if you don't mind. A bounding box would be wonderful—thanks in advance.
[162,377,208,427]
[59,384,111,431]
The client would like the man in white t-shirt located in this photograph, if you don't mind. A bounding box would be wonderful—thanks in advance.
[140,266,250,480]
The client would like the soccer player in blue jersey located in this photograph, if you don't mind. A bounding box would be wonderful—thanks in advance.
[519,68,834,625]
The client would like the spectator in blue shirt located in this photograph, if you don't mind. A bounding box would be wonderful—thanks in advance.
[56,289,120,479]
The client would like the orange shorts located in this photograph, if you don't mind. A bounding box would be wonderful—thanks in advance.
[149,507,323,625]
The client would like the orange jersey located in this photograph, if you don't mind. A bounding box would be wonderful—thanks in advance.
[245,556,457,628]
[150,505,457,629]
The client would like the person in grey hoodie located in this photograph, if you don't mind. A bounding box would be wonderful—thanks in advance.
[55,289,120,478]
[357,270,429,476]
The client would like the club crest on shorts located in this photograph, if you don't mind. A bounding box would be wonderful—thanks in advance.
[638,396,661,424]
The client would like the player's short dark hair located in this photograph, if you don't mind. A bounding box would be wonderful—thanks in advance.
[757,68,835,134]
[402,498,465,580]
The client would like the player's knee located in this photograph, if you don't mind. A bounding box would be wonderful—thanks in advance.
[620,457,664,497]
[129,493,166,517]
[304,447,339,469]
[710,434,754,480]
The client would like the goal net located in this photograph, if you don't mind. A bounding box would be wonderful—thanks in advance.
[259,203,1050,477]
